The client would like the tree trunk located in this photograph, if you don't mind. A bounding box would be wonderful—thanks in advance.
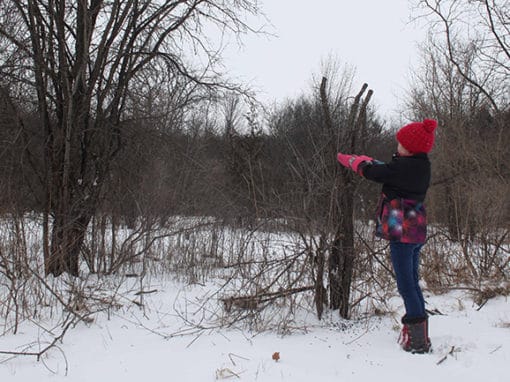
[328,184,355,318]
[319,77,372,319]
[45,205,95,277]
[314,236,327,320]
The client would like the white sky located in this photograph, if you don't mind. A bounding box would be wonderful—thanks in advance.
[222,0,427,119]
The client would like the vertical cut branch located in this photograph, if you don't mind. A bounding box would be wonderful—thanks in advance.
[320,77,372,319]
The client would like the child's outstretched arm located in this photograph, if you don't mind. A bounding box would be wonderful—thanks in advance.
[337,153,373,176]
[337,152,393,181]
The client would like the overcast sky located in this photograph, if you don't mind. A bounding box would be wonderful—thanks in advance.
[222,0,427,119]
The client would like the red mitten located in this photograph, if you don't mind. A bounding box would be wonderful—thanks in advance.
[350,155,373,174]
[337,153,356,169]
[337,153,373,175]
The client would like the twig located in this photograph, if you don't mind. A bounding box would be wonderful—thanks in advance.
[186,330,204,348]
[436,345,456,365]
[228,353,250,366]
[477,299,489,311]
[0,317,75,362]
[425,308,445,316]
[27,267,92,323]
[215,367,242,379]
[344,326,370,345]
[134,289,158,296]
[490,345,502,354]
[222,285,314,310]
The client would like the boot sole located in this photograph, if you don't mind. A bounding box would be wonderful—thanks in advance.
[405,345,432,354]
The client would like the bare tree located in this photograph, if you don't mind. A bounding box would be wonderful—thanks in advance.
[415,0,509,112]
[262,60,376,319]
[320,77,373,318]
[407,1,510,285]
[0,0,262,276]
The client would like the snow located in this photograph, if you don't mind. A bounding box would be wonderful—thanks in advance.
[1,278,509,382]
[1,217,508,381]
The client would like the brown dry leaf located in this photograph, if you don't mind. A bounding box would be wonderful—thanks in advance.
[272,352,280,362]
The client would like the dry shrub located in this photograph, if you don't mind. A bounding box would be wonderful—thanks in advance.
[422,225,510,295]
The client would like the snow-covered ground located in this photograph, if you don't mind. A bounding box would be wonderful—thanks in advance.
[1,278,508,382]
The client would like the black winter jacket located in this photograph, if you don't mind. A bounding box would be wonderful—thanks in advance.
[359,153,431,243]
[359,153,431,202]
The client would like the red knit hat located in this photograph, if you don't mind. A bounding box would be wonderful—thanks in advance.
[396,119,437,153]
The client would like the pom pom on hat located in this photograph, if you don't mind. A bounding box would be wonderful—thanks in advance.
[396,119,437,153]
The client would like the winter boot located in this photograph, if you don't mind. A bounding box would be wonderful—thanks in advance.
[398,322,409,348]
[400,316,431,354]
[398,315,411,348]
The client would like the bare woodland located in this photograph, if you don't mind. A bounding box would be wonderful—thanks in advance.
[0,0,508,357]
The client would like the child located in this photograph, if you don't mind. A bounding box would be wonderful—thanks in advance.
[337,119,437,354]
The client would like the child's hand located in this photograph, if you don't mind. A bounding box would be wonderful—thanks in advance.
[337,153,373,175]
[337,153,355,168]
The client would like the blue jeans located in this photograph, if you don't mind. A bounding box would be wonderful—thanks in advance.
[389,242,426,319]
